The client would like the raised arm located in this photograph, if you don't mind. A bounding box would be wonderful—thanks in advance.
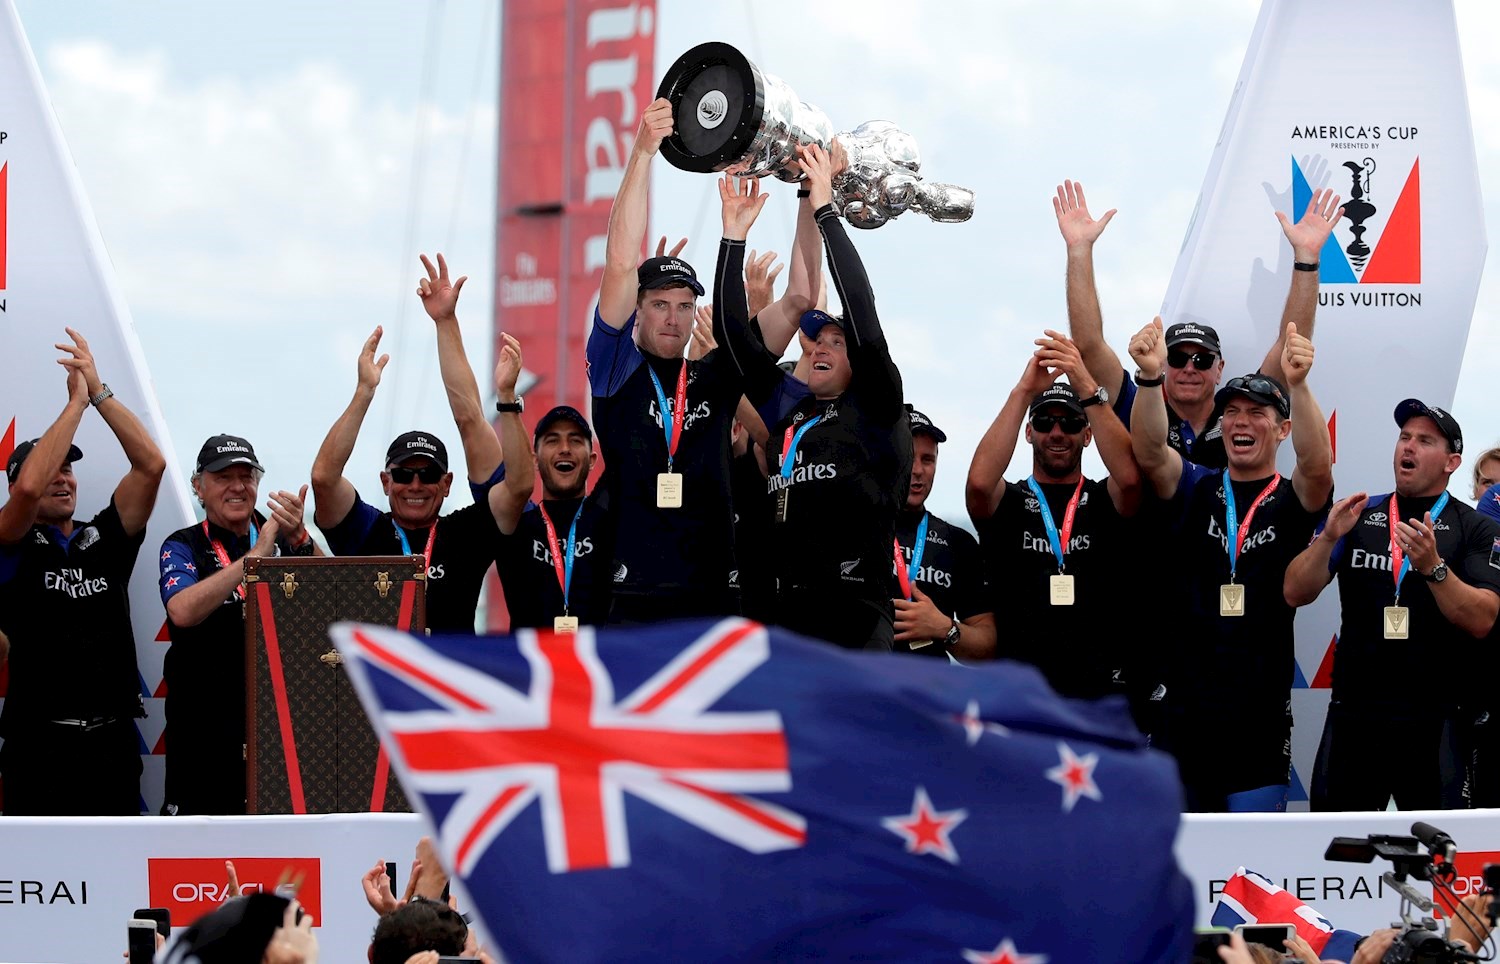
[0,366,87,544]
[966,353,1058,523]
[1282,323,1334,512]
[1054,180,1124,401]
[489,334,537,535]
[1036,329,1141,516]
[753,192,822,354]
[311,326,387,528]
[1260,188,1343,382]
[55,328,166,535]
[712,176,786,407]
[1284,492,1366,607]
[1127,317,1183,499]
[598,99,673,329]
[418,253,502,483]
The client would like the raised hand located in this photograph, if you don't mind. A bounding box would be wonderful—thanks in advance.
[719,175,770,242]
[247,517,281,559]
[688,307,718,361]
[358,327,391,392]
[55,327,103,398]
[417,253,467,323]
[635,98,674,157]
[267,485,310,545]
[1281,321,1314,385]
[1017,351,1060,396]
[655,236,688,258]
[1034,329,1098,396]
[1322,492,1370,543]
[797,143,836,209]
[494,332,523,398]
[745,249,783,317]
[1127,317,1167,377]
[1394,511,1443,576]
[1053,179,1116,248]
[361,861,400,916]
[1276,186,1344,262]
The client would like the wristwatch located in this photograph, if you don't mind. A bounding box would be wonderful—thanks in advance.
[1133,369,1165,388]
[942,618,961,649]
[89,383,114,407]
[1079,386,1109,409]
[1424,560,1449,583]
[495,397,524,414]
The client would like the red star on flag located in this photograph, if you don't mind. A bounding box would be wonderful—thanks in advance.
[1045,742,1101,813]
[962,937,1048,964]
[880,785,967,864]
[958,699,1010,746]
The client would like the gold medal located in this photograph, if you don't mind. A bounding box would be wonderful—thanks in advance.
[1049,573,1075,606]
[657,472,683,508]
[1219,583,1245,617]
[1383,605,1409,640]
[553,615,580,633]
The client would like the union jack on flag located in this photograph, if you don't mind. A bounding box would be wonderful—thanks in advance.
[334,618,1193,963]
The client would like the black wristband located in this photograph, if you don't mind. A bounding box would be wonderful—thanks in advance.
[495,399,523,414]
[1133,370,1165,388]
[796,188,811,198]
[1293,261,1319,272]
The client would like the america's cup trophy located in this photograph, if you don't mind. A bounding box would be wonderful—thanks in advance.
[655,42,975,229]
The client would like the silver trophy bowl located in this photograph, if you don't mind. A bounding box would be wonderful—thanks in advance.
[656,42,974,229]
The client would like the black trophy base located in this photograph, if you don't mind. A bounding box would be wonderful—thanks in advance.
[656,41,765,174]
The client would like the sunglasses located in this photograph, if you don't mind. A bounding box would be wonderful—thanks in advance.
[1167,349,1218,370]
[1031,413,1088,435]
[388,465,445,484]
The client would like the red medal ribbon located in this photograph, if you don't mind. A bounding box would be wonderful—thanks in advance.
[1057,478,1085,565]
[203,520,250,601]
[1228,474,1282,575]
[538,503,568,598]
[668,360,687,461]
[894,539,911,601]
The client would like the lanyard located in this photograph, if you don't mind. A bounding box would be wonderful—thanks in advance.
[1390,492,1449,602]
[893,512,930,601]
[780,415,824,478]
[646,360,689,471]
[203,519,257,601]
[1223,474,1281,580]
[538,500,585,616]
[394,520,438,571]
[1026,477,1085,574]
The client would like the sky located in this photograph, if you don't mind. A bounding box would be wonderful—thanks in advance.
[8,0,1500,530]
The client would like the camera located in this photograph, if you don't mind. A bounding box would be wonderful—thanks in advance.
[1325,823,1495,963]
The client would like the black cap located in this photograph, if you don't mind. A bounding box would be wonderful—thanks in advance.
[1165,322,1222,354]
[1394,398,1464,454]
[1028,383,1087,417]
[1216,373,1291,419]
[6,439,83,485]
[906,406,947,443]
[533,405,594,446]
[385,431,449,470]
[798,309,844,341]
[637,256,706,297]
[195,435,263,475]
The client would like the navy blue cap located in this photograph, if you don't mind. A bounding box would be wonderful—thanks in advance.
[533,405,593,446]
[798,309,843,341]
[1394,398,1463,454]
[637,256,705,297]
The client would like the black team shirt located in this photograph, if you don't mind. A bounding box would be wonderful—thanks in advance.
[586,307,744,614]
[976,478,1125,697]
[493,494,613,629]
[894,509,988,657]
[1326,493,1500,719]
[709,205,911,618]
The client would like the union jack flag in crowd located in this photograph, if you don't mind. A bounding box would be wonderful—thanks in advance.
[334,618,1193,963]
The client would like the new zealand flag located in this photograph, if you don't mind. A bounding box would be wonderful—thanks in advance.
[333,618,1193,963]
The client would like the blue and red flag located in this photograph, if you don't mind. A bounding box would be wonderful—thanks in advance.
[333,618,1193,963]
[1213,867,1362,961]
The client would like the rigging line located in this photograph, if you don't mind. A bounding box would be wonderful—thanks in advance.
[385,0,446,442]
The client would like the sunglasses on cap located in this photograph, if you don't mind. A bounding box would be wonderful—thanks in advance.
[1031,413,1088,435]
[388,465,445,484]
[1167,349,1218,370]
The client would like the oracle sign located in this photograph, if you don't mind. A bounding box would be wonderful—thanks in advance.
[147,857,322,924]
[1434,850,1500,917]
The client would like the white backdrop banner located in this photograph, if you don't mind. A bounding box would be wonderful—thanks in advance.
[0,811,1497,962]
[0,0,194,812]
[1159,0,1486,806]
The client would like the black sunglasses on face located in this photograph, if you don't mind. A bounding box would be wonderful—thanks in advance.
[389,465,445,484]
[1167,349,1218,370]
[1031,414,1088,435]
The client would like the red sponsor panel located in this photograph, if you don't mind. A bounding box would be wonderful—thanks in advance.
[147,857,322,924]
[1435,850,1500,917]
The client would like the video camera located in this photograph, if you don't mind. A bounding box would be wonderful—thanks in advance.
[1326,822,1499,963]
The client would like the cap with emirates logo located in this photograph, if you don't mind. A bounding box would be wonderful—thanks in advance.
[385,431,449,470]
[1164,322,1222,354]
[194,435,263,474]
[1028,383,1087,417]
[636,256,706,296]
